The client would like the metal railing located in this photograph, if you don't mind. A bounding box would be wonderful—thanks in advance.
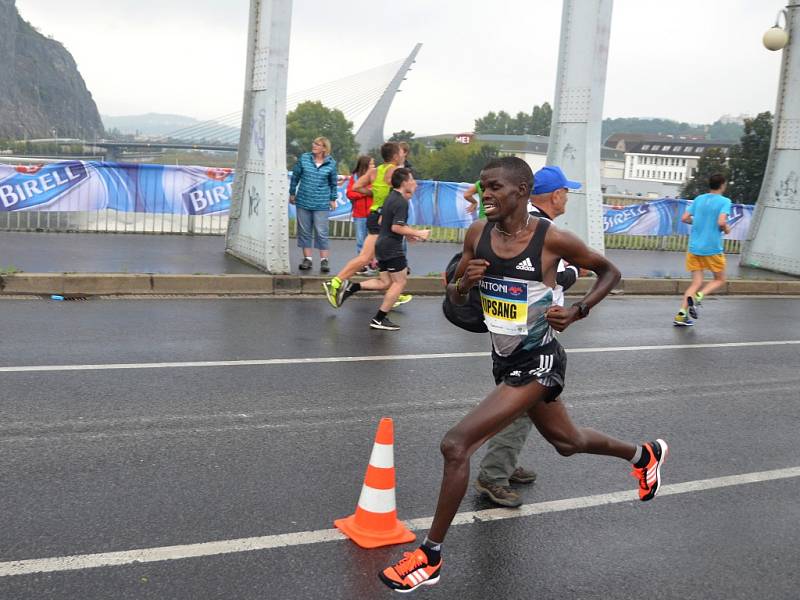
[291,221,743,253]
[0,210,228,235]
[0,211,742,254]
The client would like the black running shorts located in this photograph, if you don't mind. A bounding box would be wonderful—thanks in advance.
[367,210,381,235]
[377,255,408,273]
[491,338,567,401]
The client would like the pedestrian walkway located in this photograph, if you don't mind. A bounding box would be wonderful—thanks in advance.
[0,231,796,280]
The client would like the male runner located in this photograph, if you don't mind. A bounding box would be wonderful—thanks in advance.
[322,142,412,309]
[674,173,731,326]
[378,156,667,593]
[335,168,429,330]
[475,165,586,507]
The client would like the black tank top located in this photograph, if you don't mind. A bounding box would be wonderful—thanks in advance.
[474,219,555,356]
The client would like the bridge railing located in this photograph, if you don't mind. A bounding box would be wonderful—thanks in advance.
[0,159,750,253]
[0,209,227,235]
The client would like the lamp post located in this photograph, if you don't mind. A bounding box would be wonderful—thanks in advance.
[741,3,800,275]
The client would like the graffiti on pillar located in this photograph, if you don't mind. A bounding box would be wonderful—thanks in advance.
[248,185,261,217]
[562,143,576,162]
[253,109,266,156]
[774,171,798,206]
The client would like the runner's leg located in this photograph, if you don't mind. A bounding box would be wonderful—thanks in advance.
[427,381,552,542]
[378,269,408,312]
[682,269,705,311]
[527,398,636,460]
[337,234,376,280]
[699,267,726,297]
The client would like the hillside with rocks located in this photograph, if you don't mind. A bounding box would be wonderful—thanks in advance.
[0,0,103,139]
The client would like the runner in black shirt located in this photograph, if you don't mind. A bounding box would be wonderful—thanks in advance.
[378,156,668,593]
[337,168,430,330]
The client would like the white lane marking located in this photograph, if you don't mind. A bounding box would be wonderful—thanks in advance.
[2,465,798,578]
[1,340,798,374]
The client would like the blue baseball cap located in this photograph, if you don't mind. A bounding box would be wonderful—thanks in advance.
[532,166,582,195]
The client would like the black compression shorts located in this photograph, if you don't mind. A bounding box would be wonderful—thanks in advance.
[491,338,566,401]
[367,210,381,235]
[377,256,408,272]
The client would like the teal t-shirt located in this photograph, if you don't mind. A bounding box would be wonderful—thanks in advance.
[687,193,732,256]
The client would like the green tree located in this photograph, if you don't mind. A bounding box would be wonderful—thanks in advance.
[474,110,513,135]
[707,120,744,142]
[529,102,552,136]
[727,111,772,204]
[285,101,358,172]
[474,103,552,136]
[680,147,730,199]
[412,142,498,182]
[389,130,415,142]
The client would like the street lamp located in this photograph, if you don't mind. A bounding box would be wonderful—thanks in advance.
[763,8,790,50]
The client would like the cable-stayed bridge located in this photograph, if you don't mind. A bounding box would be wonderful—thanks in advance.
[153,44,421,151]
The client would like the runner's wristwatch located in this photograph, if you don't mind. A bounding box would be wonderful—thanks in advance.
[572,302,590,319]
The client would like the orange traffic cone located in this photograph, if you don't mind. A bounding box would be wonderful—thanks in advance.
[334,417,416,548]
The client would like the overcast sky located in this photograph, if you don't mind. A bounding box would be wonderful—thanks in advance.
[16,0,787,135]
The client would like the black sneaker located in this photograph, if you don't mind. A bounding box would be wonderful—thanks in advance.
[338,280,356,306]
[687,295,698,319]
[299,257,312,271]
[320,258,330,273]
[370,316,400,331]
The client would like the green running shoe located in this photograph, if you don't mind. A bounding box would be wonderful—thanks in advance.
[673,312,694,327]
[393,294,413,308]
[322,277,341,308]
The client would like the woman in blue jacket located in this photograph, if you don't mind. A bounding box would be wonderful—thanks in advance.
[289,137,339,272]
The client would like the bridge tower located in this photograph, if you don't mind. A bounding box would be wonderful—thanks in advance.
[354,44,422,154]
[545,0,613,252]
[741,4,800,276]
[226,0,293,273]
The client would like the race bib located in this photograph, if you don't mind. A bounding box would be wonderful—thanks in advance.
[479,276,528,336]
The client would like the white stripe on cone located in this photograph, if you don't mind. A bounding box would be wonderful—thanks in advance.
[356,485,396,513]
[368,443,394,469]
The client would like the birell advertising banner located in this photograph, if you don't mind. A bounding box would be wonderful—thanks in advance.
[0,161,755,239]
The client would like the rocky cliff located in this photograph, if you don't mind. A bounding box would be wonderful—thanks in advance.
[0,0,104,139]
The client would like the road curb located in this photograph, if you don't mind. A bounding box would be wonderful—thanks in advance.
[1,273,799,297]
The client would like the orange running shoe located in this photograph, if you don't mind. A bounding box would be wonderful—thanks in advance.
[379,548,442,593]
[631,439,668,501]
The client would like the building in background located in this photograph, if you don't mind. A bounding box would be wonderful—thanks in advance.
[474,134,625,178]
[622,140,734,186]
[604,132,707,152]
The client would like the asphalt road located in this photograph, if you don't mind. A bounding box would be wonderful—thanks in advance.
[1,295,799,599]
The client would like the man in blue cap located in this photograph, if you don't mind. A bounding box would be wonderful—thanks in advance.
[474,165,587,507]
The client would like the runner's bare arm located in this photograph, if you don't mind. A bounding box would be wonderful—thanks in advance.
[463,184,478,213]
[717,212,730,234]
[353,167,376,194]
[544,226,620,331]
[446,221,489,306]
[384,165,397,185]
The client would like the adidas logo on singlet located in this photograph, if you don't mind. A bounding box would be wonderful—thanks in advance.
[515,257,536,272]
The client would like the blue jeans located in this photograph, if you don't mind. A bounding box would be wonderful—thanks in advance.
[353,217,368,254]
[296,207,330,250]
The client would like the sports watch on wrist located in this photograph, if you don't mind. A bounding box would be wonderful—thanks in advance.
[572,301,590,319]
